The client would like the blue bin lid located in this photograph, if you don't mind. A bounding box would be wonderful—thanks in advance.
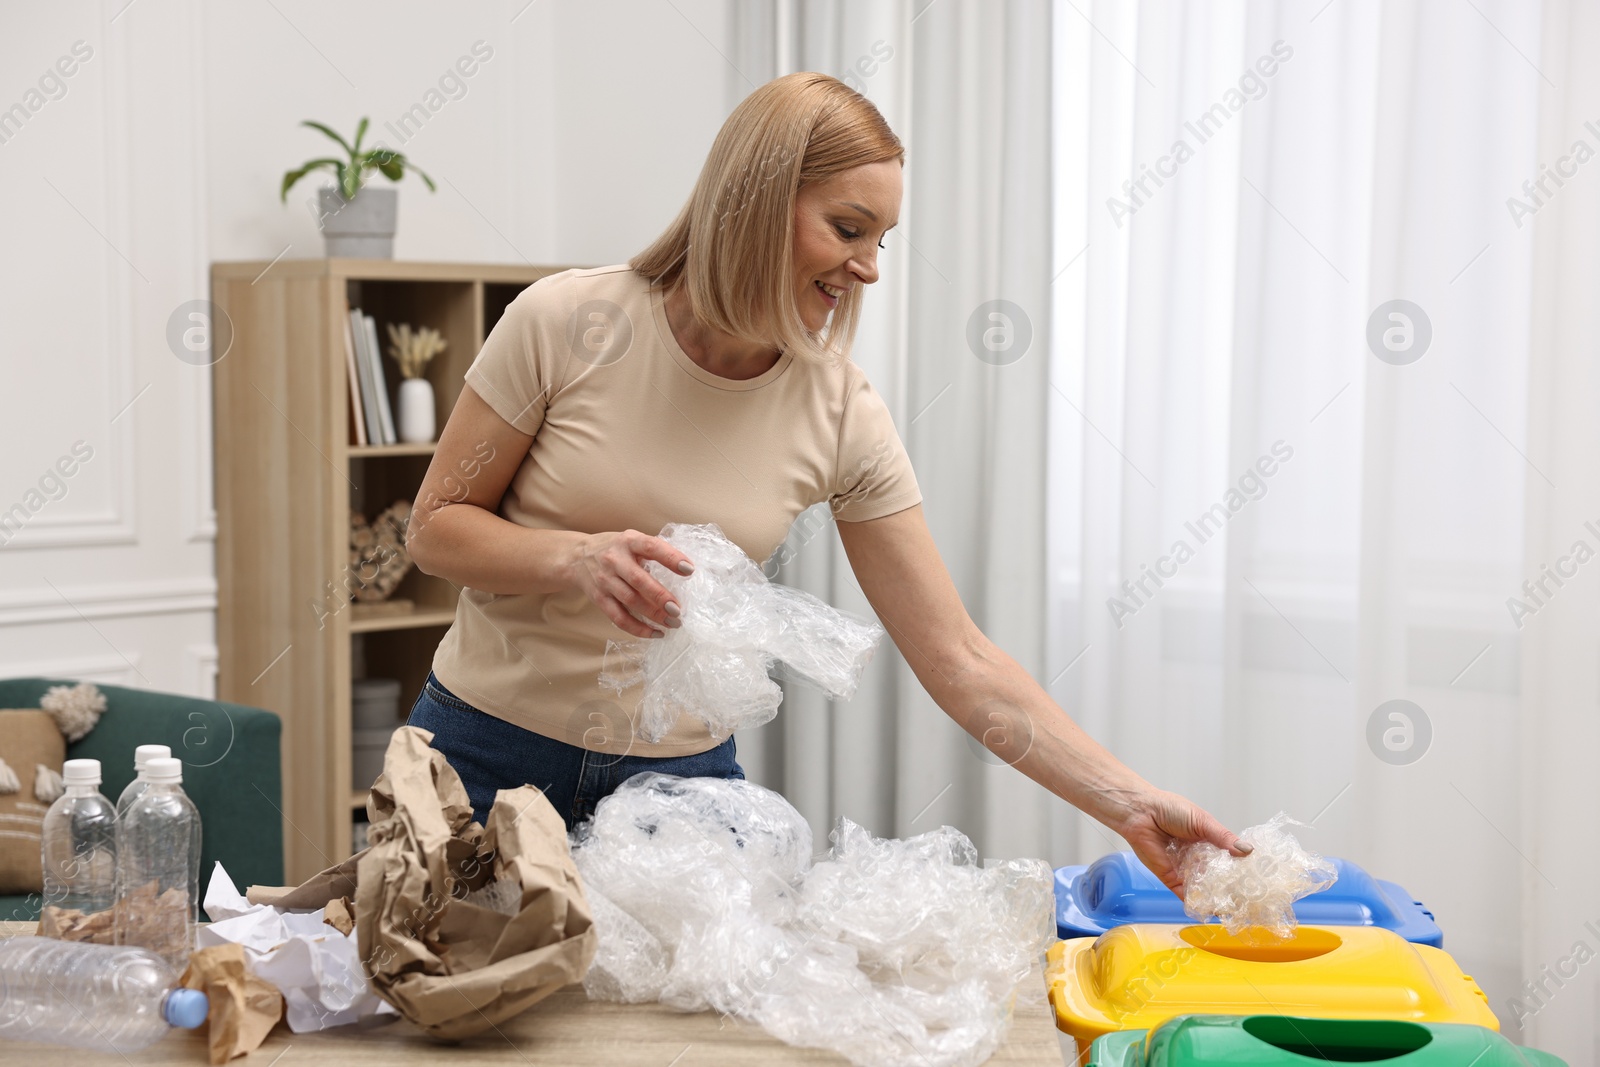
[1054,851,1442,946]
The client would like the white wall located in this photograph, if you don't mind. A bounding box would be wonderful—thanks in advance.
[0,0,732,694]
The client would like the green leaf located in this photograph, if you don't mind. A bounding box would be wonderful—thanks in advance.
[279,158,343,203]
[354,149,435,192]
[379,152,436,193]
[300,119,354,158]
[352,117,369,155]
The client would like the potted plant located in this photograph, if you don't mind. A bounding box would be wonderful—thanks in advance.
[280,117,435,258]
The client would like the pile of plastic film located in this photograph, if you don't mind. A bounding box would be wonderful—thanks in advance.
[598,522,885,743]
[1168,811,1339,937]
[571,774,1056,1067]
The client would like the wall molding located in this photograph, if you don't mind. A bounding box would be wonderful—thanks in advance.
[8,17,141,551]
[0,576,217,627]
[0,652,142,686]
[181,0,216,547]
[184,642,219,700]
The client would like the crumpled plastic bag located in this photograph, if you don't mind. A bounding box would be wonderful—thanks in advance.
[246,726,598,1039]
[571,774,1055,1067]
[1167,811,1338,937]
[599,522,886,742]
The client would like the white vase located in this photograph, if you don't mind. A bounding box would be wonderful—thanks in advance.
[397,378,436,443]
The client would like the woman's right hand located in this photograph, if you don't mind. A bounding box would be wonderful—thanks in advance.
[566,530,697,639]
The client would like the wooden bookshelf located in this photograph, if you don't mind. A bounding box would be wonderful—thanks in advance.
[211,259,580,882]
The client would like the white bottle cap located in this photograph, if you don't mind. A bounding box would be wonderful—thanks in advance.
[134,744,171,773]
[144,757,183,785]
[62,758,101,786]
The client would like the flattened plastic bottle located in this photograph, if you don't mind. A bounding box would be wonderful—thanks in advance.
[0,936,209,1052]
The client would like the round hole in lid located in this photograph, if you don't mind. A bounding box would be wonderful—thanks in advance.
[1241,1016,1432,1061]
[1178,924,1341,961]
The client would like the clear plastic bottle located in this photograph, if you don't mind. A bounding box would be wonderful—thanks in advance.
[0,936,209,1052]
[115,744,173,818]
[114,757,201,970]
[40,758,118,930]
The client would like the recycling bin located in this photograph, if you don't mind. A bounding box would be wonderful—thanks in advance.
[1084,1015,1567,1066]
[1046,924,1497,1061]
[1054,851,1441,946]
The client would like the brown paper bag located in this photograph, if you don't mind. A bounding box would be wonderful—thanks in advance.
[179,943,285,1064]
[249,726,596,1040]
[246,854,360,909]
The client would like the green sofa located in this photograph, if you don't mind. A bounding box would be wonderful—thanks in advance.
[0,677,284,922]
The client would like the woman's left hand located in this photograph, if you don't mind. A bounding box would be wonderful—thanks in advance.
[1115,789,1252,901]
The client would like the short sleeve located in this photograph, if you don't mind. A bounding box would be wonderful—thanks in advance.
[463,274,573,436]
[829,367,922,522]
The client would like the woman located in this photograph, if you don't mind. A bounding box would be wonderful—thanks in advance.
[406,72,1248,896]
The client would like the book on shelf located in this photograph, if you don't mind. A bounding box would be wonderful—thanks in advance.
[349,307,383,445]
[342,305,367,447]
[363,311,397,446]
[348,307,396,446]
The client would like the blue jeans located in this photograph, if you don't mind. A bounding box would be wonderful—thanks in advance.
[405,671,745,831]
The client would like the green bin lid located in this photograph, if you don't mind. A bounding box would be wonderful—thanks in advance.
[1086,1015,1568,1066]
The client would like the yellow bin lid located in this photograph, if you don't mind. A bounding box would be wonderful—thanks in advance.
[1046,924,1497,1060]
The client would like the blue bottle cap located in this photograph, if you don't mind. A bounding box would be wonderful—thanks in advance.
[163,988,210,1030]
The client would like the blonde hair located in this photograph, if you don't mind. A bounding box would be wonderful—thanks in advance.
[630,72,904,367]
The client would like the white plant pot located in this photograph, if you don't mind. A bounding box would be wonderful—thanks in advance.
[397,378,436,443]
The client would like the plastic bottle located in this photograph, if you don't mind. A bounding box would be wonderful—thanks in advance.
[40,758,118,930]
[114,757,202,970]
[0,936,209,1053]
[115,744,173,818]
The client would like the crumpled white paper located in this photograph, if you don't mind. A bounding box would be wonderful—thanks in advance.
[199,862,396,1032]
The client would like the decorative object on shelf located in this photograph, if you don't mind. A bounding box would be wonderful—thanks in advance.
[279,117,436,259]
[349,500,414,602]
[352,679,403,730]
[387,323,448,444]
[351,679,402,792]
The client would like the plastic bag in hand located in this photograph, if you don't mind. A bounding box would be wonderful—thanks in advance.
[1168,811,1338,937]
[598,523,885,742]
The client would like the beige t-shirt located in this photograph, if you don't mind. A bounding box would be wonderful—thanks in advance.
[430,264,921,755]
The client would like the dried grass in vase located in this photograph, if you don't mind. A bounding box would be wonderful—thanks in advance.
[386,323,448,380]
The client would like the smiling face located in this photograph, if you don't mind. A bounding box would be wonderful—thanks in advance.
[791,160,903,332]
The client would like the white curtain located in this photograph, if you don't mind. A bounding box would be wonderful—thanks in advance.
[734,1,1592,1058]
[731,0,1067,865]
[1521,1,1600,1061]
[1055,0,1587,1057]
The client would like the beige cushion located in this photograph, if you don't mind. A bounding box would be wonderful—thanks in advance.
[0,710,67,893]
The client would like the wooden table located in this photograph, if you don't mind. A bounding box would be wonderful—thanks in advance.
[0,921,1067,1065]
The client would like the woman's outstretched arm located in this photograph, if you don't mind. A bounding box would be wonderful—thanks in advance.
[835,503,1249,897]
